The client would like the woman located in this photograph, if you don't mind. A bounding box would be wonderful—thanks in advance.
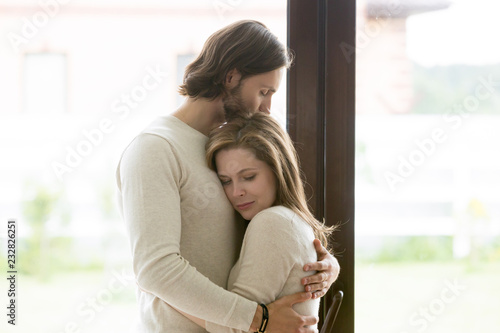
[178,111,336,332]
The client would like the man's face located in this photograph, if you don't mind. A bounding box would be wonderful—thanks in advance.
[223,68,284,119]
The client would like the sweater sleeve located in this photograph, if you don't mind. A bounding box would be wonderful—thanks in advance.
[206,209,300,333]
[117,133,256,330]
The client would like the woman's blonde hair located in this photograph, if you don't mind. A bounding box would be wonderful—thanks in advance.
[206,112,335,247]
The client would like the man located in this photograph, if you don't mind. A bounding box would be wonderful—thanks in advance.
[116,20,340,332]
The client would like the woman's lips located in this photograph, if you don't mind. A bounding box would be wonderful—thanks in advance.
[236,201,254,210]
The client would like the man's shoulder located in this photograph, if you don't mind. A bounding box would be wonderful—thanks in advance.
[121,116,185,155]
[141,116,180,141]
[117,117,180,170]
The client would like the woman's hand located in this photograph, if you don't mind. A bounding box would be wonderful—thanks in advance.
[302,239,340,298]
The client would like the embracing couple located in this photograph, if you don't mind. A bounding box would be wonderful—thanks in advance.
[117,20,340,333]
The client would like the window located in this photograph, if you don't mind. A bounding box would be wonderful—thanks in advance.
[0,2,288,332]
[23,53,67,114]
[355,0,500,332]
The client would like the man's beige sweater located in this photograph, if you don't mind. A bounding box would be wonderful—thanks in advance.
[116,115,256,332]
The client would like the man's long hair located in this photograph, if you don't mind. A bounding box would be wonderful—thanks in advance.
[179,20,292,100]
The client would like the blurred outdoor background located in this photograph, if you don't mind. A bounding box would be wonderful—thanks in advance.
[0,0,499,332]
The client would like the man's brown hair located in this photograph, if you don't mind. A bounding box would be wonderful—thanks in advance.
[179,20,292,100]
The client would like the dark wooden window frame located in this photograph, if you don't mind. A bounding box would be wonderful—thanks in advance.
[288,1,355,332]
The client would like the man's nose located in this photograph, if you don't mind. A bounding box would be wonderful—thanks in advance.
[259,99,271,114]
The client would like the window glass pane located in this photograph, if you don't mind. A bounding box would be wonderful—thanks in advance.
[24,53,67,114]
[355,1,500,332]
[0,2,287,332]
[176,53,196,107]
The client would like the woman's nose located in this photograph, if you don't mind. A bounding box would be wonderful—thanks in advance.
[233,183,245,197]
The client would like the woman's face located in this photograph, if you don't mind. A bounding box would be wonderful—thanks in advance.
[215,148,277,220]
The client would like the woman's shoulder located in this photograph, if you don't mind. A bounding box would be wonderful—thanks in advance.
[249,206,296,229]
[250,206,310,234]
[252,205,295,223]
[246,206,315,255]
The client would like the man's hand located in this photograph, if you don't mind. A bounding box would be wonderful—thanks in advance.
[257,292,318,333]
[302,239,340,298]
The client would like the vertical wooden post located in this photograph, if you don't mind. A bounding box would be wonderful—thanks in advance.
[288,1,355,332]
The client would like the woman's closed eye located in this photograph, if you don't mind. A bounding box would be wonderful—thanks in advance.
[243,174,256,181]
[218,173,256,185]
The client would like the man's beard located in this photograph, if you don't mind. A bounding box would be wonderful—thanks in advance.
[222,83,252,122]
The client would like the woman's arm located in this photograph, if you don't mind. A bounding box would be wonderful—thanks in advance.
[174,239,339,331]
[200,208,319,333]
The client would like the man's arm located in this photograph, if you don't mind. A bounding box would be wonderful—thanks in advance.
[117,134,256,330]
[252,293,317,333]
[302,239,340,298]
[176,292,316,333]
